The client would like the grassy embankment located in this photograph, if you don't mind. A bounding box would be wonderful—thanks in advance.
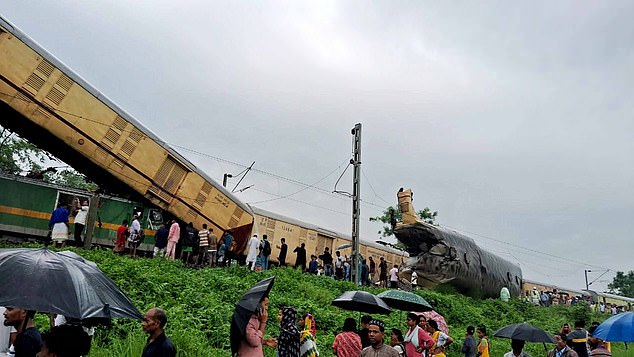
[17,246,632,356]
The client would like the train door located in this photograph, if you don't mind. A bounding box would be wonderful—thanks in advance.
[317,234,334,253]
[55,191,90,216]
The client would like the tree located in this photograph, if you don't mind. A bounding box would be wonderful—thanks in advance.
[0,127,48,175]
[45,169,98,191]
[0,125,98,191]
[608,271,634,298]
[369,205,438,237]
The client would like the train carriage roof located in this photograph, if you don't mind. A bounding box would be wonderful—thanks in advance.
[0,15,252,215]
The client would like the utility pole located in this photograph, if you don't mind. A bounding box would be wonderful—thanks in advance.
[585,269,591,291]
[223,173,233,188]
[351,123,362,284]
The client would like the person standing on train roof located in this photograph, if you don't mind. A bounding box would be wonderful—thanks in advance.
[49,202,70,248]
[293,243,307,271]
[246,234,260,270]
[166,220,180,260]
[153,223,168,258]
[319,247,333,277]
[72,199,89,247]
[276,237,288,267]
[259,235,272,270]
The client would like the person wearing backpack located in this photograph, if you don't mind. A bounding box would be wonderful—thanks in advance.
[259,234,272,270]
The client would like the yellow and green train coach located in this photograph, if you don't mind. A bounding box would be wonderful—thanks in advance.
[0,172,159,248]
[0,16,253,246]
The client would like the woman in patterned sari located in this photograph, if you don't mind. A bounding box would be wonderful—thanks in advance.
[299,312,319,357]
[277,307,300,357]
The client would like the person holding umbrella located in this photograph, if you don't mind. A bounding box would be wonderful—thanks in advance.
[238,296,277,356]
[503,339,531,357]
[38,324,90,357]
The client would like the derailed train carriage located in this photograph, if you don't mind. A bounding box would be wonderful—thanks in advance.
[0,16,254,248]
[395,189,523,298]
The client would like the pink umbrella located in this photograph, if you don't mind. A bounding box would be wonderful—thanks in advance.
[414,310,449,334]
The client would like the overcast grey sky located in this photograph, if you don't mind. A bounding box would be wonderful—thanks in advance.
[3,1,633,292]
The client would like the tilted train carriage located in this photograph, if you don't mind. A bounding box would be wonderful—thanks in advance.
[0,16,253,247]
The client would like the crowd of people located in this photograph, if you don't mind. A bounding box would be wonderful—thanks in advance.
[523,287,632,314]
[0,305,175,357]
[232,295,617,357]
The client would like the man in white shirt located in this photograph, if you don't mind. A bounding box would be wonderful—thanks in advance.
[389,265,399,289]
[246,234,260,270]
[73,200,89,247]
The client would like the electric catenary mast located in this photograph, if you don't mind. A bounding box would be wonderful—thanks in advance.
[351,123,362,283]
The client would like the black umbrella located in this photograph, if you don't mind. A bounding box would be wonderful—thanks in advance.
[332,290,392,315]
[493,323,556,343]
[230,276,275,356]
[0,248,142,320]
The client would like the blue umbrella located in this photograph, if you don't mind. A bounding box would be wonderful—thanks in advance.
[593,312,634,342]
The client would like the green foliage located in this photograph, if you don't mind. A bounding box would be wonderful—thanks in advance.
[44,169,98,191]
[608,270,634,298]
[0,125,98,191]
[6,245,628,356]
[0,127,48,174]
[369,205,438,237]
[566,302,592,325]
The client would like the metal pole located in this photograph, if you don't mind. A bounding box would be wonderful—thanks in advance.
[351,123,362,284]
[223,173,232,188]
[585,270,591,291]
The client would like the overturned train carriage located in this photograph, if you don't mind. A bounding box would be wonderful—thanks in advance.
[395,189,522,298]
[0,17,254,245]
